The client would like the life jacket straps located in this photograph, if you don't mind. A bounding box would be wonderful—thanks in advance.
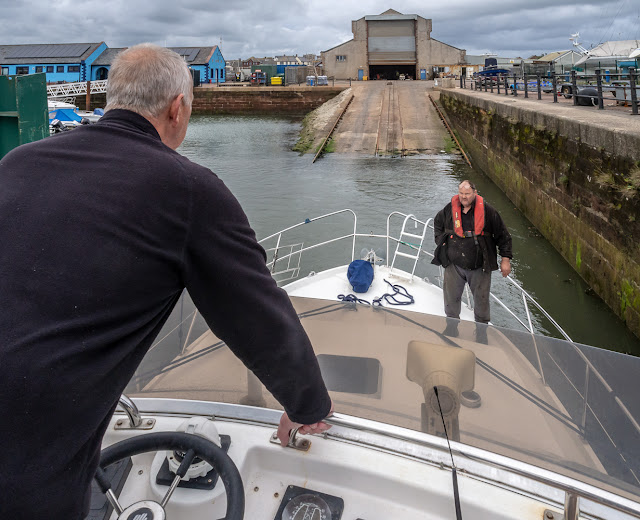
[451,195,485,238]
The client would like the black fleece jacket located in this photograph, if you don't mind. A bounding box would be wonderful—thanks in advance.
[432,199,513,272]
[0,109,330,519]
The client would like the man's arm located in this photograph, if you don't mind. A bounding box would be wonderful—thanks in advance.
[182,166,332,427]
[488,205,512,277]
[433,208,446,245]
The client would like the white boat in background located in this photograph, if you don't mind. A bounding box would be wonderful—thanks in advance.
[48,99,103,132]
[94,210,640,520]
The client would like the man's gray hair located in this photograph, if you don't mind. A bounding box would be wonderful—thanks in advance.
[106,43,193,118]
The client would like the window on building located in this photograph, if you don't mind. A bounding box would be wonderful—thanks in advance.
[57,66,64,73]
[46,66,54,73]
[68,65,80,73]
[35,66,43,73]
[1,67,8,76]
[336,55,346,62]
[16,66,29,75]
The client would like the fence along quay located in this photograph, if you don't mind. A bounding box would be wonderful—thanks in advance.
[460,68,639,115]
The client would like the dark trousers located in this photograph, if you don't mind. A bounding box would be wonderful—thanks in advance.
[443,264,492,323]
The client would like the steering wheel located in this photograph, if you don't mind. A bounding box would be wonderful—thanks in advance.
[95,431,244,520]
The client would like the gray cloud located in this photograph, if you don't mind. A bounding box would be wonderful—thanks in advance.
[1,0,638,60]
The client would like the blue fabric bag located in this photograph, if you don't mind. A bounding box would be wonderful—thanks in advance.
[347,260,374,293]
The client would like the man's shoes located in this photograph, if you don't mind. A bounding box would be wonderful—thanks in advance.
[443,318,459,338]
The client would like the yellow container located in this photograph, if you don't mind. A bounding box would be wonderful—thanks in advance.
[363,76,368,81]
[270,77,283,85]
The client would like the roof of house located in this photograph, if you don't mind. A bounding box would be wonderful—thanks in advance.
[92,48,126,66]
[169,46,220,65]
[0,42,105,65]
[365,9,418,21]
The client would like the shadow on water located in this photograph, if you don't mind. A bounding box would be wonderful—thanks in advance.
[178,114,640,357]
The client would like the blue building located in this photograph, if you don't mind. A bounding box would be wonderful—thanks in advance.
[0,42,107,82]
[0,43,226,84]
[171,46,226,84]
[89,46,226,83]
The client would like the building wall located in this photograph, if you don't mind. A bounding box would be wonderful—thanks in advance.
[208,46,226,83]
[2,63,82,82]
[83,42,107,82]
[424,40,465,69]
[322,40,367,79]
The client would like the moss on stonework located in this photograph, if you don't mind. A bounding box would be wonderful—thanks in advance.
[619,279,640,316]
[575,242,582,271]
[292,112,316,154]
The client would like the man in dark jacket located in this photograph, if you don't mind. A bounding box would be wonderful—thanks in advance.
[432,180,512,323]
[0,44,331,519]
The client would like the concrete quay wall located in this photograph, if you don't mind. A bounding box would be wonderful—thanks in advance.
[190,86,346,115]
[440,89,640,337]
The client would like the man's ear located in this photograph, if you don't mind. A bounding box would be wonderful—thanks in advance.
[168,94,185,126]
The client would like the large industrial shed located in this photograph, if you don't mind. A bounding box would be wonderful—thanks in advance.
[0,42,107,83]
[322,9,465,80]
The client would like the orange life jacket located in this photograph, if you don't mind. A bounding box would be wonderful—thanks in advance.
[451,194,485,238]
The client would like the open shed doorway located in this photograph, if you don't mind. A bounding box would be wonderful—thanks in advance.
[369,64,416,80]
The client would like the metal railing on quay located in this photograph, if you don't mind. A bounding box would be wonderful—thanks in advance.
[460,68,639,115]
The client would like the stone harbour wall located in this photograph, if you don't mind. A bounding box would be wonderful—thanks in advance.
[190,86,346,115]
[77,87,346,115]
[440,89,640,338]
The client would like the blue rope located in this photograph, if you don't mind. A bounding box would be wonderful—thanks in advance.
[373,279,414,307]
[338,294,371,305]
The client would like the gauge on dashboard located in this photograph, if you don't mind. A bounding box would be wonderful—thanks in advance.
[274,485,343,520]
[283,494,332,520]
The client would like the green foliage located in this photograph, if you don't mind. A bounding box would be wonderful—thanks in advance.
[324,138,335,153]
[443,136,456,153]
[619,279,640,316]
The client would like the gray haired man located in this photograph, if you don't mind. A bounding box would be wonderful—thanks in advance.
[0,44,331,519]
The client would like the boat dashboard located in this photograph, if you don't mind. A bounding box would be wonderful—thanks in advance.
[93,402,577,520]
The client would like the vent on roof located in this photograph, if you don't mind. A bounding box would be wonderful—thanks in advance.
[5,44,92,59]
[170,48,199,62]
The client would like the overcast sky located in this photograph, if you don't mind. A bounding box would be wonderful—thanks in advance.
[1,0,638,59]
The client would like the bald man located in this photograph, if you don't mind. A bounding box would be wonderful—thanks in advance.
[432,180,512,323]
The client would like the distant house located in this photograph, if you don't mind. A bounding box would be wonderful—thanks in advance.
[0,42,107,82]
[275,55,302,66]
[242,56,275,67]
[0,43,226,84]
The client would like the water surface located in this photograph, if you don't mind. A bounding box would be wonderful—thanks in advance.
[178,114,640,356]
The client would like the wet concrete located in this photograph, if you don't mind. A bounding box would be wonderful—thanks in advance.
[332,81,449,156]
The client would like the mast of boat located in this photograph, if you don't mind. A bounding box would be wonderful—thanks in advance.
[434,386,463,520]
